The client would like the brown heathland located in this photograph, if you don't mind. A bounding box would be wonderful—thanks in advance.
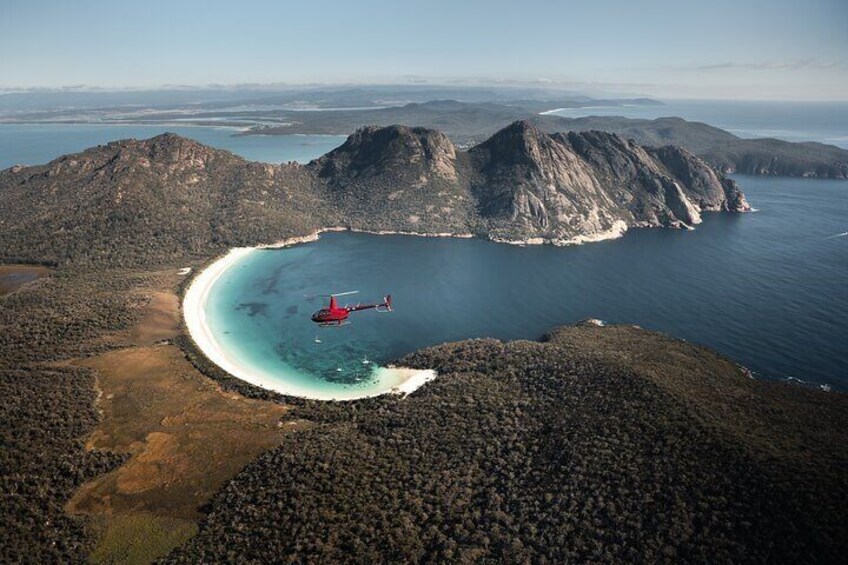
[64,271,290,563]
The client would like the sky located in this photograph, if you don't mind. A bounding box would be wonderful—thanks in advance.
[1,0,846,100]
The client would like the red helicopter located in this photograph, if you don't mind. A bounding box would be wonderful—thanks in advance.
[310,291,393,327]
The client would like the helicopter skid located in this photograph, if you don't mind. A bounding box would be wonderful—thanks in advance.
[318,321,350,328]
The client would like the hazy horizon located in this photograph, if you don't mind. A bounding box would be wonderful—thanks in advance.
[2,0,846,101]
[1,82,847,105]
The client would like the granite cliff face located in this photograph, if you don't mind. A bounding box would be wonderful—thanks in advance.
[0,122,749,266]
[469,122,627,241]
[311,120,748,243]
[466,122,747,241]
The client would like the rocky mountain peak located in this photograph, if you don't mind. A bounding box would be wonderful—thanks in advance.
[37,133,240,184]
[115,133,231,167]
[313,124,457,181]
[478,119,542,148]
[469,120,568,174]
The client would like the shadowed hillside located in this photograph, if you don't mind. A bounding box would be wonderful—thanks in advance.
[0,134,327,266]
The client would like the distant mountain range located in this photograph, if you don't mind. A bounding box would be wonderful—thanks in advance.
[7,89,843,180]
[244,100,848,180]
[0,121,747,267]
[0,85,660,115]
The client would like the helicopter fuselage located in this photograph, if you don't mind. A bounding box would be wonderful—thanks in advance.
[311,294,392,326]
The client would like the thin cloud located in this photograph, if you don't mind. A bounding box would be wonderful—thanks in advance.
[696,60,846,71]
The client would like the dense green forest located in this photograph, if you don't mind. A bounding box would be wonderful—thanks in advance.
[6,266,846,562]
[167,327,848,563]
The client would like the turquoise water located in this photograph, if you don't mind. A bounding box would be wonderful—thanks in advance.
[204,245,412,398]
[0,123,345,168]
[205,176,847,395]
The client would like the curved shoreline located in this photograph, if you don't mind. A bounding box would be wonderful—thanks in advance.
[182,222,635,400]
[182,241,436,401]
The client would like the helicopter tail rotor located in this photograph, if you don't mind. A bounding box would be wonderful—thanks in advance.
[376,294,393,312]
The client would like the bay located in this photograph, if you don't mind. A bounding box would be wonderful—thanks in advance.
[205,175,847,397]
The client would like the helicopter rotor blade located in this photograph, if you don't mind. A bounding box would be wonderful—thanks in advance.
[303,290,359,299]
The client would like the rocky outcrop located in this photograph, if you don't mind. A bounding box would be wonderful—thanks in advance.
[315,124,459,182]
[468,122,626,240]
[0,123,749,266]
[648,145,750,212]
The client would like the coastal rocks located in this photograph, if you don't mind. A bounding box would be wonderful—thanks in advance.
[574,318,605,327]
[648,145,750,212]
[663,181,702,226]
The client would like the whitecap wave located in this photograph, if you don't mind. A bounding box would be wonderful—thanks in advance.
[823,231,848,239]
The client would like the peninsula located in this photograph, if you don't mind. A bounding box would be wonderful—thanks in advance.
[0,120,748,267]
